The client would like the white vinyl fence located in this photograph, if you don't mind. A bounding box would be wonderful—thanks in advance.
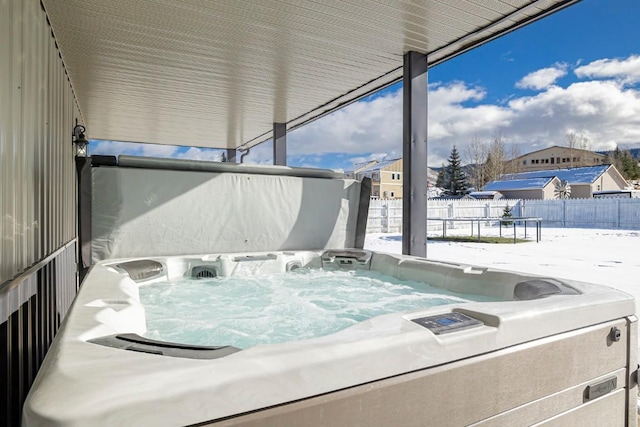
[520,198,640,229]
[366,198,640,233]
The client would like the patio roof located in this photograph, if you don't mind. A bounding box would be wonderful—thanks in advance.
[41,0,580,150]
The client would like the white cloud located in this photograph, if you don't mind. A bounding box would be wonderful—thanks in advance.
[288,89,403,160]
[282,55,640,167]
[140,144,179,157]
[516,65,567,90]
[350,153,393,165]
[575,55,640,85]
[174,147,224,161]
[90,140,179,158]
[89,140,138,156]
[241,141,273,165]
[90,140,227,162]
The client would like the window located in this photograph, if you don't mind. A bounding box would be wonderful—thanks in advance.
[544,159,549,164]
[523,160,527,165]
[390,191,395,198]
[551,158,555,164]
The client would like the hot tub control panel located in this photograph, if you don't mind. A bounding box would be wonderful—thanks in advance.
[412,312,483,335]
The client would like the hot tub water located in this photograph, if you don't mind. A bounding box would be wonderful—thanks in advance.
[140,268,499,349]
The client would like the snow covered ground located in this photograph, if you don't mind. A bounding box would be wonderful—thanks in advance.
[365,226,640,326]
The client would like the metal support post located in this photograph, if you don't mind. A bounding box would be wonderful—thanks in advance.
[273,122,287,166]
[402,51,428,257]
[226,149,237,163]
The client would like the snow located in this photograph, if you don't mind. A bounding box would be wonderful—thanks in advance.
[503,164,610,185]
[365,227,640,349]
[356,158,401,173]
[485,177,555,191]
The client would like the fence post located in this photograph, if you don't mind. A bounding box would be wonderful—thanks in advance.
[485,203,490,218]
[617,199,621,229]
[563,200,566,227]
[382,203,388,233]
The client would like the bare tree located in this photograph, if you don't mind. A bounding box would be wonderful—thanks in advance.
[565,131,591,167]
[484,134,507,182]
[464,136,488,190]
[505,144,522,175]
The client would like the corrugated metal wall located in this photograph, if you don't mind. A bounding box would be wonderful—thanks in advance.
[1,0,80,285]
[1,0,82,424]
[0,241,77,426]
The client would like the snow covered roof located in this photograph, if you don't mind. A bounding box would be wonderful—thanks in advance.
[502,165,610,185]
[485,177,556,191]
[357,159,401,174]
[469,191,503,198]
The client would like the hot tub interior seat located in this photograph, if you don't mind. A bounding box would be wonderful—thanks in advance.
[94,249,584,359]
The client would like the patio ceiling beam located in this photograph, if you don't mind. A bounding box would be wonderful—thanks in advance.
[273,122,287,166]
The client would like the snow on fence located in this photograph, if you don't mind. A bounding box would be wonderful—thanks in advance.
[366,198,640,233]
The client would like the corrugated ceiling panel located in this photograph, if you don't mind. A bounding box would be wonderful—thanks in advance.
[40,0,579,150]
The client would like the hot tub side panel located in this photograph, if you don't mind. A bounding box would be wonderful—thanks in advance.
[202,319,636,427]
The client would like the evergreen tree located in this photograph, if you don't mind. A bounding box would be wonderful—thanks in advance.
[502,204,513,226]
[621,150,640,180]
[610,147,640,180]
[444,145,468,195]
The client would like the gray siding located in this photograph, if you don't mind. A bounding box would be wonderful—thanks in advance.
[1,1,81,423]
[1,0,80,285]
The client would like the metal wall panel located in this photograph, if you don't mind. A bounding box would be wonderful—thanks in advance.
[1,0,80,285]
[1,0,81,423]
[0,242,77,427]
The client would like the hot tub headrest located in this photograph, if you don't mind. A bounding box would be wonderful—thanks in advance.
[115,260,164,281]
[514,279,580,300]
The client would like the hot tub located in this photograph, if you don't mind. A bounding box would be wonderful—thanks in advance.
[23,249,637,426]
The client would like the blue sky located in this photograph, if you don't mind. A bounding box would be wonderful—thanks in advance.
[91,0,640,170]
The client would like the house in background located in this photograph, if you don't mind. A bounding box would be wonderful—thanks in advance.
[354,158,403,199]
[485,177,561,199]
[513,146,606,173]
[485,164,627,199]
